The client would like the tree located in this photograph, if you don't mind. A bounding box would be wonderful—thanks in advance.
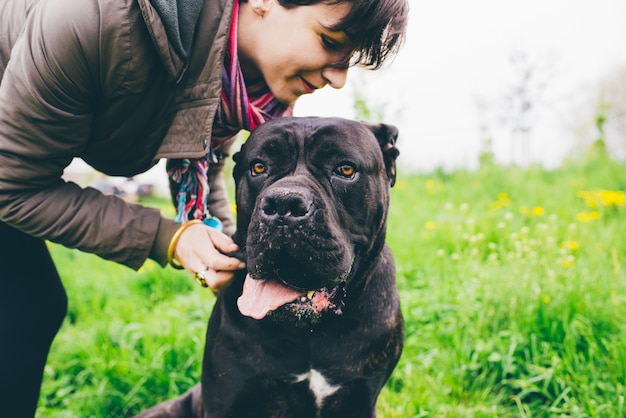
[595,68,626,159]
[497,49,554,167]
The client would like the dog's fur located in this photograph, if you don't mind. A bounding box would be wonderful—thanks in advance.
[139,117,403,418]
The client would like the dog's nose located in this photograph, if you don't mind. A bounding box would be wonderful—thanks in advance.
[261,189,313,223]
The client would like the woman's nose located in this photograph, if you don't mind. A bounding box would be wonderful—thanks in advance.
[322,66,349,89]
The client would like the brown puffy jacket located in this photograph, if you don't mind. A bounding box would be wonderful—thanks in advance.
[0,0,236,269]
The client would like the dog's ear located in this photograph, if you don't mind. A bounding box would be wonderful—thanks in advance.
[364,122,400,187]
[231,151,244,181]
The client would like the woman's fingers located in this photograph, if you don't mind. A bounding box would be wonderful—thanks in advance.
[192,268,236,293]
[207,227,241,255]
[173,223,246,293]
[201,249,246,271]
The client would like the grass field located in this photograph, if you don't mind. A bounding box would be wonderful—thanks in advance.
[39,154,625,417]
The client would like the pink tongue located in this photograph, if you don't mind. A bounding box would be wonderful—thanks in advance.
[237,274,306,319]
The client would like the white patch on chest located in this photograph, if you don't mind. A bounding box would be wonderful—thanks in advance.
[293,369,341,409]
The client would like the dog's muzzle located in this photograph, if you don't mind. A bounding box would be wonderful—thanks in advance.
[259,187,314,226]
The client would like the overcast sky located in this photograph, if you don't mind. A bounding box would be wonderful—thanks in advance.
[295,0,626,172]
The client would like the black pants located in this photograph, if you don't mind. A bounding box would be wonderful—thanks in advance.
[0,222,68,418]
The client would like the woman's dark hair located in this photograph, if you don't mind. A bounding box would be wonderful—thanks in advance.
[278,0,409,69]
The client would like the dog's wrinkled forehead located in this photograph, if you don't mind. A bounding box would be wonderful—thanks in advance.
[234,116,399,185]
[248,117,375,152]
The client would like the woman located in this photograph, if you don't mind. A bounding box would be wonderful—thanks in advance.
[0,0,408,414]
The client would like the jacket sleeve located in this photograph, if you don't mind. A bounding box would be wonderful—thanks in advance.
[0,0,38,82]
[206,155,235,237]
[0,0,175,270]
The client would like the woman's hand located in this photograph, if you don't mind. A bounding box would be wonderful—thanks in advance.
[173,223,246,293]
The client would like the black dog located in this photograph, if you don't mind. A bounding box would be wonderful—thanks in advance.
[139,117,403,418]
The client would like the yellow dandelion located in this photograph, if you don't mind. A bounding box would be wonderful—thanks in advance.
[576,212,588,222]
[138,259,157,273]
[425,221,436,230]
[532,206,544,216]
[426,179,436,194]
[231,202,237,214]
[578,189,626,208]
[490,192,511,210]
[561,240,580,250]
[601,190,626,207]
[394,181,408,190]
[560,255,575,268]
[576,211,602,222]
[543,295,551,304]
[577,190,597,209]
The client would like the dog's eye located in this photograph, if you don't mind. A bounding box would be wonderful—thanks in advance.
[251,162,267,176]
[335,164,356,179]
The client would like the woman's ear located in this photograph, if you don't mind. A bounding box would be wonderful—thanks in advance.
[246,0,273,16]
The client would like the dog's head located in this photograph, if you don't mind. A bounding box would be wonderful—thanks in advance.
[232,117,399,327]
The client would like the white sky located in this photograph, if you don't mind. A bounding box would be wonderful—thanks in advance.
[295,0,626,172]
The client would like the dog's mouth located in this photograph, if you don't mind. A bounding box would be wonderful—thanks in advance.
[237,274,345,326]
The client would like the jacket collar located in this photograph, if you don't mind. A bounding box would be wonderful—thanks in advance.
[148,0,204,63]
[150,0,237,159]
[137,0,215,82]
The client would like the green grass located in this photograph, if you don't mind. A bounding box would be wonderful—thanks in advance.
[39,155,626,417]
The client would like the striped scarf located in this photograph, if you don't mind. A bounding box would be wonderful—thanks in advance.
[168,0,293,227]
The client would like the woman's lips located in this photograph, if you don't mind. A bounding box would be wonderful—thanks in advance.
[300,76,319,94]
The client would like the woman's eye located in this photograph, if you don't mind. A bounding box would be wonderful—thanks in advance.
[251,162,267,176]
[321,34,342,51]
[335,164,356,179]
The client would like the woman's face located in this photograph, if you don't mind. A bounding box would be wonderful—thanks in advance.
[238,0,353,104]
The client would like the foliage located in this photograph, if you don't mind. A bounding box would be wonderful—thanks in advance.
[589,67,626,160]
[40,155,625,417]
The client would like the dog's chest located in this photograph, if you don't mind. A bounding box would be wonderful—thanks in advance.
[293,369,341,409]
